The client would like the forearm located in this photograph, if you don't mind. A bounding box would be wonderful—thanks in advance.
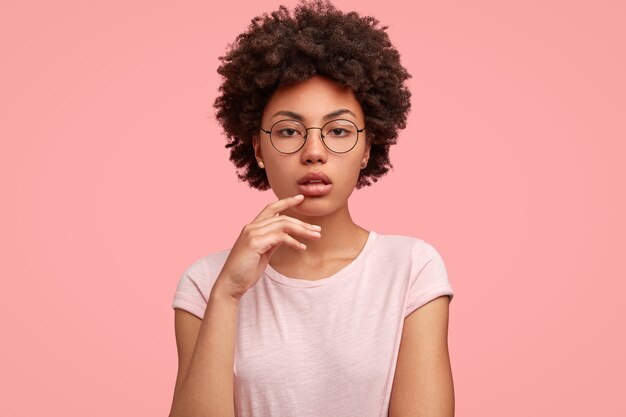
[170,276,240,417]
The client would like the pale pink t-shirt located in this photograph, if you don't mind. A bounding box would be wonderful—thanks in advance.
[172,230,454,417]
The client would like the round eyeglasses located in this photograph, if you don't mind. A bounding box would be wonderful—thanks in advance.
[260,119,365,154]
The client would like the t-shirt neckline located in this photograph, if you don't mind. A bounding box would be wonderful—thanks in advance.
[264,230,378,288]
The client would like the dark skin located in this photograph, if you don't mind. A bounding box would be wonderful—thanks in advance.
[213,1,412,192]
[252,75,371,280]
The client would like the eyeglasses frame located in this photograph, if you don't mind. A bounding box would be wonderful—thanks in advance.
[259,118,365,154]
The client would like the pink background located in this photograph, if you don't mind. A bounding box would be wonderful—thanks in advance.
[1,0,624,415]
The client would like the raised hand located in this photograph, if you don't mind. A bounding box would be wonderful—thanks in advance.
[215,194,321,300]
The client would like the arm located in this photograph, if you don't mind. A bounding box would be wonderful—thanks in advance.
[169,275,240,417]
[389,295,454,417]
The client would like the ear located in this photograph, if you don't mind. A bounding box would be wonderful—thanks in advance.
[252,135,263,161]
[362,133,371,161]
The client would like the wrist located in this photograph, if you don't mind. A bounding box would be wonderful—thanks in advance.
[212,275,245,304]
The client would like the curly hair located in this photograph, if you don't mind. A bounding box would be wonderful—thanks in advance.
[213,0,412,190]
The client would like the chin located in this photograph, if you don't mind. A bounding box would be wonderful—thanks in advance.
[294,197,344,216]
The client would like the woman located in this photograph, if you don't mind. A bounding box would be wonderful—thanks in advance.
[169,1,455,416]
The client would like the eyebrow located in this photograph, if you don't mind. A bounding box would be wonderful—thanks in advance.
[271,108,357,122]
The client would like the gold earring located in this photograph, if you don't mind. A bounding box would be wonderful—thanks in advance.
[258,161,265,169]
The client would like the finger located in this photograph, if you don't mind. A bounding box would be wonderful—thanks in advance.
[252,214,321,231]
[252,218,322,244]
[252,194,306,223]
[253,229,310,255]
[280,233,309,251]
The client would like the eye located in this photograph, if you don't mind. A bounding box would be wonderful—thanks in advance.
[323,120,357,138]
[271,120,305,138]
[279,128,300,137]
[328,128,350,137]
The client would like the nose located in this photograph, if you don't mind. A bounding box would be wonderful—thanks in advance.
[300,128,328,164]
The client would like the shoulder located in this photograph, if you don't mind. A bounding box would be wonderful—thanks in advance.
[182,248,232,279]
[175,248,233,299]
[371,233,448,286]
[372,232,439,263]
[172,248,233,319]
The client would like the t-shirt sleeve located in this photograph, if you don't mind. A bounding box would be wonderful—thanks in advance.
[172,256,214,319]
[404,240,455,318]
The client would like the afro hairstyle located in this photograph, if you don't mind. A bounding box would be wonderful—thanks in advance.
[213,0,412,190]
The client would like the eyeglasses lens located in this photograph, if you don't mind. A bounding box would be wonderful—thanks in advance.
[270,120,358,153]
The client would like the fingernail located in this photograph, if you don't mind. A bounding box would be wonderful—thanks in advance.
[311,225,321,230]
[294,194,304,199]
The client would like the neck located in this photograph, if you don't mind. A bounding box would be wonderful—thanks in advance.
[271,200,367,263]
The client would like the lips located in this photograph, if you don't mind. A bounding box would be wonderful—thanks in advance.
[298,172,332,185]
[298,182,332,196]
[297,172,332,197]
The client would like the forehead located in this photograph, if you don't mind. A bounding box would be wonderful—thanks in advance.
[263,75,364,122]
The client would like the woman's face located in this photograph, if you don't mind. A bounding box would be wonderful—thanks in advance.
[253,75,371,218]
